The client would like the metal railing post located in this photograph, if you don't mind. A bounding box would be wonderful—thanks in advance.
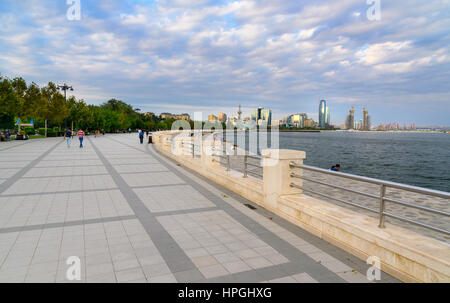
[243,155,248,178]
[378,184,386,228]
[192,142,195,158]
[227,155,231,171]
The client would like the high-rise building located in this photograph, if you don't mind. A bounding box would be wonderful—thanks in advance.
[362,107,371,131]
[218,113,227,123]
[345,107,355,129]
[318,100,327,128]
[325,106,330,126]
[251,107,272,126]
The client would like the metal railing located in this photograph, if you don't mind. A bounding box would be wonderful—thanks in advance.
[180,140,202,158]
[289,163,450,235]
[211,147,263,178]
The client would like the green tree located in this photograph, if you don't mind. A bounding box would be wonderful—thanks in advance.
[0,77,19,129]
[40,82,68,127]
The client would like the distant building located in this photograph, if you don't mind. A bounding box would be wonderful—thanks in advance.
[362,107,371,131]
[144,112,155,118]
[218,113,227,123]
[176,114,191,121]
[160,113,172,119]
[160,113,190,120]
[287,113,308,128]
[251,107,272,126]
[304,119,314,128]
[318,100,327,128]
[208,115,218,121]
[345,107,355,130]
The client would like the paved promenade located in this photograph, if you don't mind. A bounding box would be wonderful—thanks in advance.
[0,134,398,283]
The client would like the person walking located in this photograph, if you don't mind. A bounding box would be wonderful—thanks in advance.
[139,129,144,144]
[65,129,73,148]
[78,129,85,148]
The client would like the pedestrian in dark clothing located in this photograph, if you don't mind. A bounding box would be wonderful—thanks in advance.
[139,130,144,144]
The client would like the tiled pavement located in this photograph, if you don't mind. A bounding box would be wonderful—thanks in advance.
[0,134,399,283]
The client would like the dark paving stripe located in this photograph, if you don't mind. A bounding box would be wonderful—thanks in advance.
[105,136,345,283]
[147,141,401,283]
[0,215,137,234]
[153,207,219,217]
[0,140,62,194]
[88,137,201,276]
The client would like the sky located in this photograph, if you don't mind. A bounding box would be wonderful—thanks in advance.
[0,0,449,126]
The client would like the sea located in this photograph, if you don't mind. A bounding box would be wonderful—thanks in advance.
[223,131,450,192]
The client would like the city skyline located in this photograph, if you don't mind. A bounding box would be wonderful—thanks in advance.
[0,0,449,126]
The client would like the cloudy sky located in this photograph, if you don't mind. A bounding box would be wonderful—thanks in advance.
[0,0,449,126]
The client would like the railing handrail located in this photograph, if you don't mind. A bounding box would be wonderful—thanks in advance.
[289,162,450,236]
[290,163,450,200]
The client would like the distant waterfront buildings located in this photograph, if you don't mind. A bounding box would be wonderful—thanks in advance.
[318,100,330,128]
[208,114,218,121]
[345,107,371,130]
[251,107,272,126]
[345,107,355,130]
[304,118,315,128]
[362,107,371,131]
[218,113,227,123]
[286,113,308,128]
[160,113,190,120]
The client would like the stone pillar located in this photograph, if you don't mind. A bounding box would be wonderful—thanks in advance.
[262,149,306,210]
[162,134,171,150]
[201,140,215,169]
[171,136,183,156]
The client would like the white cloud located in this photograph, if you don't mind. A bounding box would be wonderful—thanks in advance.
[0,0,449,124]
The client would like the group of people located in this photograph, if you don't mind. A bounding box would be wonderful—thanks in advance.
[94,129,105,137]
[0,131,11,142]
[64,129,85,148]
[138,129,150,144]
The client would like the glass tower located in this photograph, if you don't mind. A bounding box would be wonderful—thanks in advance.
[319,100,326,128]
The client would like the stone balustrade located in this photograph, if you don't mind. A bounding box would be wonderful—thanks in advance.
[152,130,450,283]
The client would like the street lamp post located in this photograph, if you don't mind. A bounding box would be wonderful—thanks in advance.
[57,83,74,130]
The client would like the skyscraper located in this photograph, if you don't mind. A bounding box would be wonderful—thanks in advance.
[318,100,327,128]
[251,107,272,126]
[325,106,330,126]
[362,107,371,131]
[345,107,355,130]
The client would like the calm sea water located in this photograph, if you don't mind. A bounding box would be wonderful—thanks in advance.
[226,131,450,192]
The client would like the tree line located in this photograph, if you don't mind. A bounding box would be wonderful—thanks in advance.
[0,75,183,134]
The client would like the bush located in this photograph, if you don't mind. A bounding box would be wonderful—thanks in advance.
[47,130,57,137]
[38,128,57,137]
[24,127,35,135]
